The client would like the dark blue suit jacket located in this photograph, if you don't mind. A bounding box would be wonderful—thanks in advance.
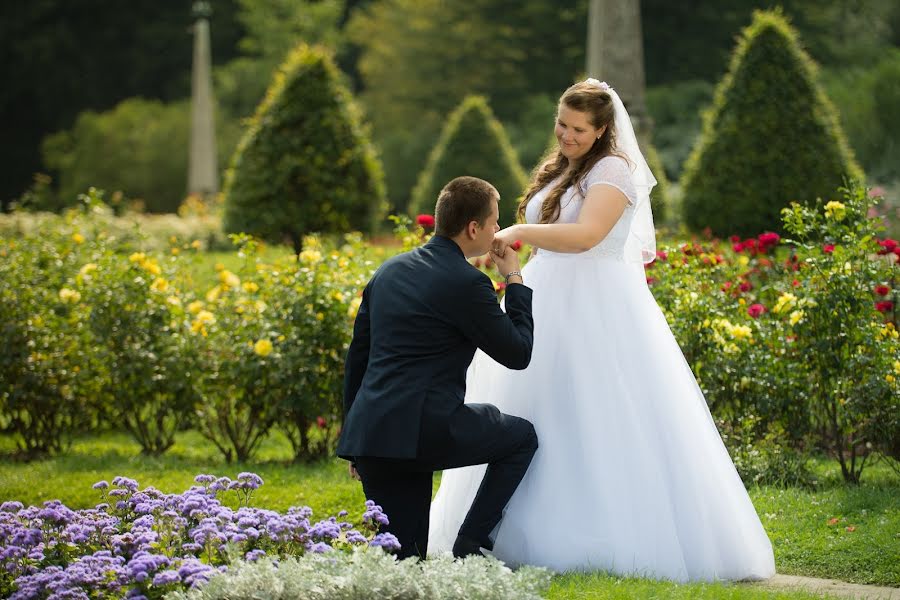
[337,235,534,460]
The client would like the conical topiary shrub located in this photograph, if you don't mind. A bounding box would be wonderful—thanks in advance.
[223,44,387,253]
[410,96,527,227]
[681,9,862,237]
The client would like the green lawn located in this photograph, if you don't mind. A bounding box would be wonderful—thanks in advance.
[1,431,897,598]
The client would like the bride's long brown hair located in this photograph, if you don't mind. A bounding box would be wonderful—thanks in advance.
[517,81,621,224]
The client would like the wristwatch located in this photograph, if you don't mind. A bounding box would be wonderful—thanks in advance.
[505,270,523,284]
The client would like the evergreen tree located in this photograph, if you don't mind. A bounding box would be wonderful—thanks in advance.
[681,9,862,236]
[223,44,386,252]
[410,96,527,227]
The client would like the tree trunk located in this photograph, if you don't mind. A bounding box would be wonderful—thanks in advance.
[587,0,652,143]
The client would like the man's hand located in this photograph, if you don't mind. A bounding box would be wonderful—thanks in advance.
[348,462,361,481]
[489,246,522,281]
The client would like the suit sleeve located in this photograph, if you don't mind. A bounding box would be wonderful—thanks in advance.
[342,284,371,420]
[457,275,534,370]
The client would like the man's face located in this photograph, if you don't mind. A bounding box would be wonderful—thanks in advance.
[473,197,501,255]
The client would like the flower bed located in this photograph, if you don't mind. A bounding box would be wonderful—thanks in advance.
[0,473,399,599]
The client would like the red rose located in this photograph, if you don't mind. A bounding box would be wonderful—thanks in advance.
[316,416,327,429]
[877,239,898,254]
[656,250,668,261]
[729,235,741,243]
[758,232,780,250]
[874,285,891,296]
[681,243,693,256]
[510,240,523,251]
[721,281,733,292]
[875,301,894,313]
[416,214,436,228]
[747,303,767,318]
[792,279,801,288]
[732,242,744,253]
[823,244,835,253]
[739,281,753,292]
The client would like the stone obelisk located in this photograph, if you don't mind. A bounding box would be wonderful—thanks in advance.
[188,1,218,196]
[586,0,652,141]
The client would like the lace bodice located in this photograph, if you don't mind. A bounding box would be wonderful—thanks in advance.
[524,156,637,259]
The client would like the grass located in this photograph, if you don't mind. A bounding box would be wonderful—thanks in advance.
[1,431,897,598]
[547,573,829,599]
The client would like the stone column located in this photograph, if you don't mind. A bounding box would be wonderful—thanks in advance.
[586,0,652,141]
[188,1,218,196]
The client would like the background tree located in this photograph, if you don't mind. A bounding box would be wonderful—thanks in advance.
[410,96,527,226]
[347,0,587,211]
[223,44,386,252]
[681,9,862,237]
[0,0,244,210]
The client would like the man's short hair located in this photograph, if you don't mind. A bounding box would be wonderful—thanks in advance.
[434,176,498,237]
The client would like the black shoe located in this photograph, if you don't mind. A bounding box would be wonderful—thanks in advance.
[452,535,486,559]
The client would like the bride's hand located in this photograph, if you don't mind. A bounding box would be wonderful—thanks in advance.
[491,225,521,257]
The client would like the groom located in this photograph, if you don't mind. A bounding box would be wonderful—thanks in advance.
[337,176,538,561]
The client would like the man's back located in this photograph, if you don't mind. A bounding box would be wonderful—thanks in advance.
[337,235,533,460]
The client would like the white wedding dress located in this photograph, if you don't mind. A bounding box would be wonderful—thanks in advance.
[427,156,776,582]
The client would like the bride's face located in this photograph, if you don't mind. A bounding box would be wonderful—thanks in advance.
[555,105,605,161]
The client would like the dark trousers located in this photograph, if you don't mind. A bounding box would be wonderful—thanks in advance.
[354,403,538,560]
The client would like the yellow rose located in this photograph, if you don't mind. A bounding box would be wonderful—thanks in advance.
[191,240,202,250]
[824,200,846,221]
[219,270,241,288]
[316,312,325,321]
[253,339,273,357]
[206,285,223,302]
[195,310,215,324]
[143,260,162,276]
[187,300,204,314]
[789,310,805,326]
[893,360,900,375]
[72,232,85,244]
[299,249,322,264]
[79,263,98,276]
[738,255,750,267]
[730,325,753,340]
[59,288,81,303]
[150,278,169,292]
[773,293,798,314]
[129,252,146,263]
[171,247,180,255]
[886,374,896,384]
[242,281,259,293]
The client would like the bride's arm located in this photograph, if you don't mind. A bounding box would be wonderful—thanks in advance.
[498,184,628,254]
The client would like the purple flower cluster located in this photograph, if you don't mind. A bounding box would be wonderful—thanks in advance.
[0,473,397,599]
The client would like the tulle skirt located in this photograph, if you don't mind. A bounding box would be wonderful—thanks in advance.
[427,250,776,581]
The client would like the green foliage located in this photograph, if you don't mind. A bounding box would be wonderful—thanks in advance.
[778,183,899,483]
[410,96,527,227]
[0,197,108,457]
[720,414,813,488]
[681,10,863,237]
[223,44,386,253]
[347,0,588,210]
[82,249,203,456]
[644,141,670,225]
[645,80,715,180]
[214,0,346,120]
[40,99,243,214]
[192,233,377,463]
[821,49,900,182]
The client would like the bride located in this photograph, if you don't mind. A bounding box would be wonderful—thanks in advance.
[427,79,776,582]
